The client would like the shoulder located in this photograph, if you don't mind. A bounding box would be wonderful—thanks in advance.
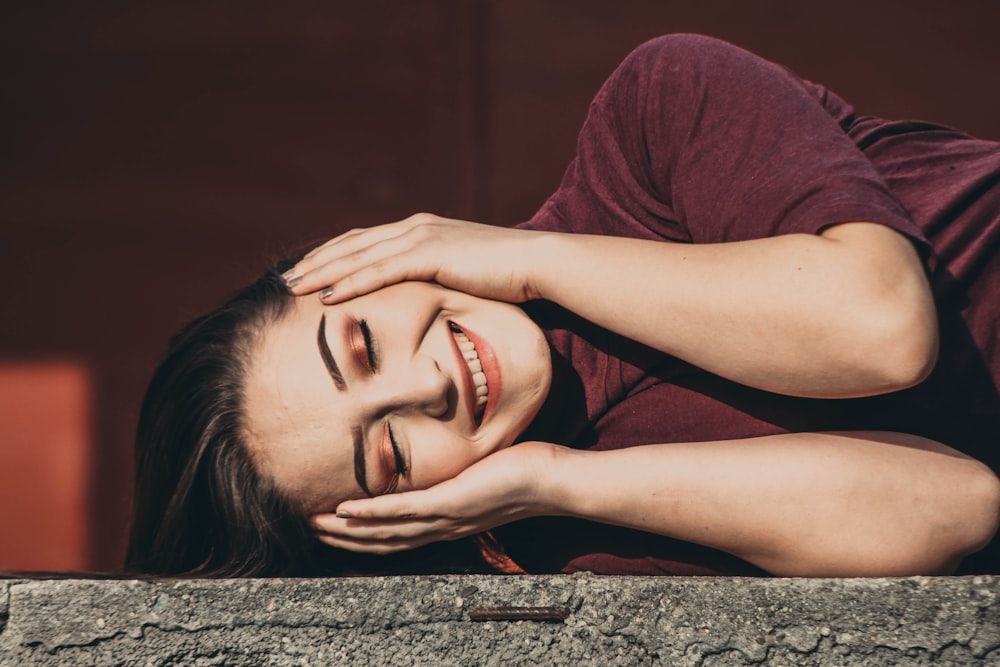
[627,33,747,60]
[597,34,812,121]
[613,34,780,82]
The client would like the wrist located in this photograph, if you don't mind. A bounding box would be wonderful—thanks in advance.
[524,442,585,518]
[519,231,568,302]
[507,441,570,518]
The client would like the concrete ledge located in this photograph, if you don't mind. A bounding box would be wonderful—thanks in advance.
[1,575,998,665]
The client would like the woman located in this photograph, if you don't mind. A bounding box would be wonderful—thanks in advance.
[127,34,1000,577]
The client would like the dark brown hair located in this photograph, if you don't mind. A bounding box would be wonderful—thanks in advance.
[125,260,509,577]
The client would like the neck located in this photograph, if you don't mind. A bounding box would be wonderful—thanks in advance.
[516,337,590,446]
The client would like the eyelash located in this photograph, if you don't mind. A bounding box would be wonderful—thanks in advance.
[381,423,407,494]
[389,424,407,476]
[358,319,377,372]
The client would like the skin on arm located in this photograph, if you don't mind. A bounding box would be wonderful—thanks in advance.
[285,215,937,399]
[314,431,1000,577]
[542,431,998,576]
[528,221,938,399]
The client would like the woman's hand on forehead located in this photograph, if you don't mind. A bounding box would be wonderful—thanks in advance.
[283,213,549,305]
[309,441,561,554]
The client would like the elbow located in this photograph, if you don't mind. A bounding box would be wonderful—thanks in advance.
[875,324,938,393]
[917,461,1000,575]
[850,297,939,395]
[820,223,939,395]
[764,454,998,578]
[828,452,997,578]
[955,463,1000,563]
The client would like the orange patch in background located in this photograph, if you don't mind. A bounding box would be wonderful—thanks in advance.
[0,362,92,572]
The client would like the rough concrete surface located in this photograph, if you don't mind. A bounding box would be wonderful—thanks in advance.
[0,575,997,666]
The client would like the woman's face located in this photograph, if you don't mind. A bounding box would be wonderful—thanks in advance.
[243,282,552,513]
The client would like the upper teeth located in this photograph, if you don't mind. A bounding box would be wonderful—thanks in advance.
[453,329,489,410]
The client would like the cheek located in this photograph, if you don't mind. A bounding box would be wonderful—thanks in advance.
[410,430,484,489]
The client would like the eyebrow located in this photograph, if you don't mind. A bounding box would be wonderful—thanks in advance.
[352,425,373,497]
[316,315,370,495]
[317,314,346,391]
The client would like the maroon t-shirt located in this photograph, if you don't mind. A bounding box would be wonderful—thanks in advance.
[495,34,1000,575]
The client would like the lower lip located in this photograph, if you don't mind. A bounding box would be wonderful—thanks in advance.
[456,323,501,426]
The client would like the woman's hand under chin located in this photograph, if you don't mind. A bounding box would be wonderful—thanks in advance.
[309,441,563,555]
[283,213,549,305]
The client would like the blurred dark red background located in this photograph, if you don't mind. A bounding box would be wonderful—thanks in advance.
[1,1,998,572]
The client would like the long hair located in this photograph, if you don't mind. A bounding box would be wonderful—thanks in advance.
[125,258,316,575]
[125,259,514,577]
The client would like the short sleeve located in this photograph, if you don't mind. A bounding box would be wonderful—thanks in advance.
[521,34,927,249]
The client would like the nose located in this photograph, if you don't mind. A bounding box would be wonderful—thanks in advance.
[375,354,452,419]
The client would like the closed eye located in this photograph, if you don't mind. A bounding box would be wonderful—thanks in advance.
[377,423,396,494]
[388,423,407,476]
[360,319,377,372]
[351,318,379,374]
[377,423,408,496]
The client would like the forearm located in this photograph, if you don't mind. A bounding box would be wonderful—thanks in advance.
[286,213,936,398]
[528,224,937,398]
[540,432,999,576]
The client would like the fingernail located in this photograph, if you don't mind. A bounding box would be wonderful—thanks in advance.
[320,286,334,299]
[281,270,301,288]
[336,510,353,519]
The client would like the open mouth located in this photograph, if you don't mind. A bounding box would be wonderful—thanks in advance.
[449,321,488,422]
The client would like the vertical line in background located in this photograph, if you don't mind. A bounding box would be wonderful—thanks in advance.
[470,0,493,224]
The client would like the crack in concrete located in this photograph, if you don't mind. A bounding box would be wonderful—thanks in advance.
[863,639,975,663]
[968,593,1000,658]
[597,609,824,664]
[23,618,367,653]
[0,583,9,637]
[697,646,767,666]
[24,620,339,655]
[685,636,1000,667]
[25,619,606,667]
[24,611,564,654]
[679,627,1000,666]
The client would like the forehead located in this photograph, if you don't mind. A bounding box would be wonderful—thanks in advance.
[243,297,355,511]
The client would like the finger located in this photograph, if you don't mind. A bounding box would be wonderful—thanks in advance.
[300,226,369,261]
[287,246,404,300]
[298,220,409,268]
[295,213,428,274]
[334,490,439,521]
[317,255,434,303]
[306,237,440,304]
[312,516,442,540]
[315,531,431,555]
[310,512,416,535]
[286,229,407,294]
[287,214,441,293]
[311,511,458,547]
